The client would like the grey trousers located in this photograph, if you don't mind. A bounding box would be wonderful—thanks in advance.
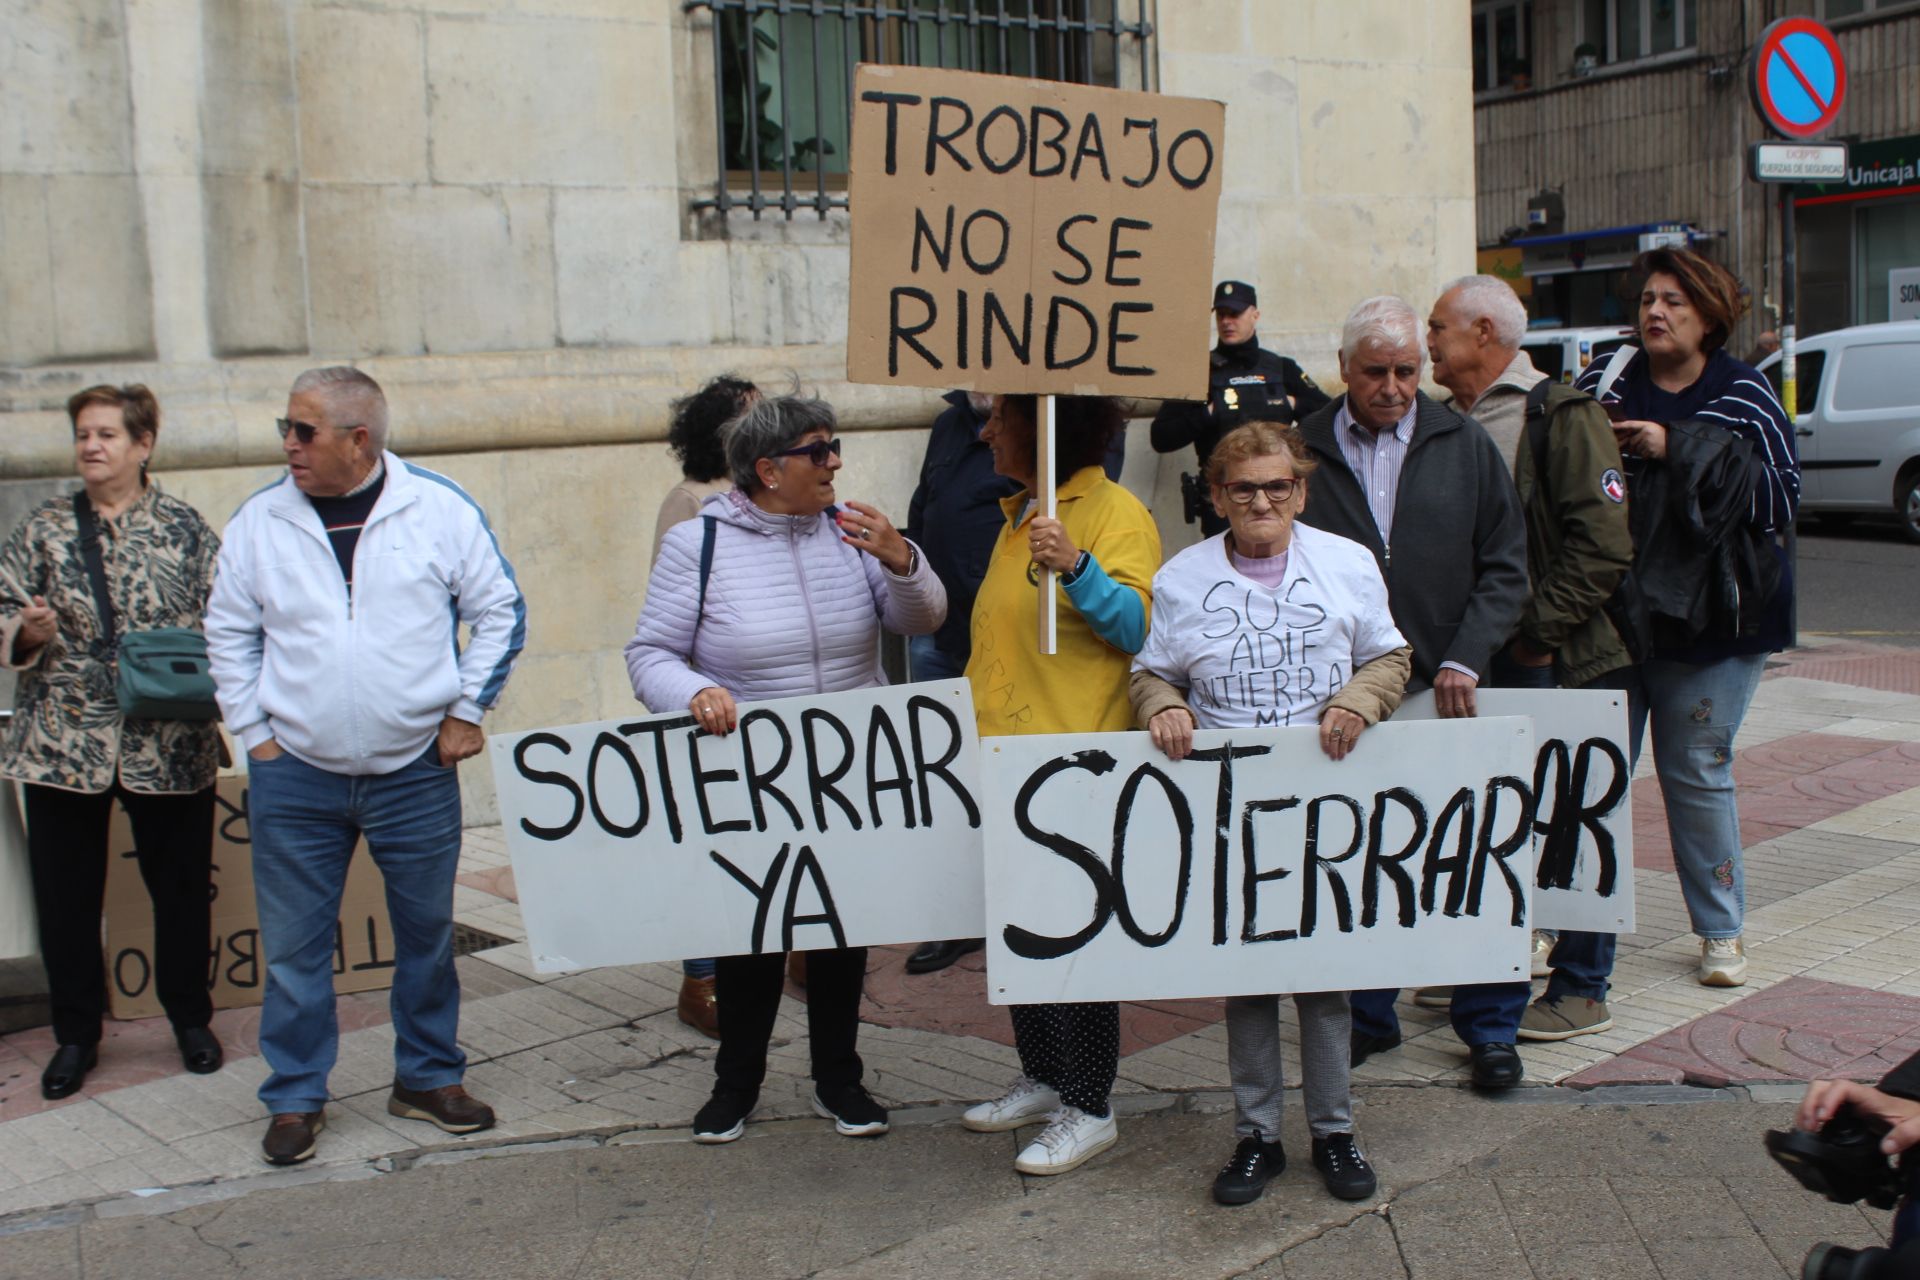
[1225,990,1355,1141]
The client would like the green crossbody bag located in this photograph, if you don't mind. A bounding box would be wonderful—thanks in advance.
[74,491,221,721]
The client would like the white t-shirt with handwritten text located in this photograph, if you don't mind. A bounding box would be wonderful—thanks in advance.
[1135,524,1406,729]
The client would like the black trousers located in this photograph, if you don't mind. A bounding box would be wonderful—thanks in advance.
[1010,1001,1120,1117]
[713,947,867,1098]
[23,783,215,1046]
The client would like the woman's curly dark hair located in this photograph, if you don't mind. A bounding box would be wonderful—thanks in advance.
[668,374,758,483]
[1002,394,1127,476]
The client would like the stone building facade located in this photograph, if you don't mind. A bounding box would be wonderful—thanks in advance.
[2,0,1477,820]
[1472,0,1920,345]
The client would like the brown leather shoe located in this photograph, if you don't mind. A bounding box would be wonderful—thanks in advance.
[388,1083,496,1134]
[677,974,719,1039]
[262,1111,324,1165]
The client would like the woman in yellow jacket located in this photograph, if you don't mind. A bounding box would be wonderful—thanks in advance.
[960,394,1161,1175]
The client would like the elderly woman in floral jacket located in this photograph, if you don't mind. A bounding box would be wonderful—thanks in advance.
[626,390,945,1147]
[1,384,224,1101]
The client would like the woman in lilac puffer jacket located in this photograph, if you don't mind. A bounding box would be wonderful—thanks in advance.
[626,391,946,1147]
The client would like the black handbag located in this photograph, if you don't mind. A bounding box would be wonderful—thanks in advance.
[73,491,220,721]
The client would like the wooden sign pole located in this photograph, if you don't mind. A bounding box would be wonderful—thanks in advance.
[1036,394,1058,656]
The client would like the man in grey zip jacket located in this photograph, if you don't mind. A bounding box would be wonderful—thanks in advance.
[1296,296,1529,1089]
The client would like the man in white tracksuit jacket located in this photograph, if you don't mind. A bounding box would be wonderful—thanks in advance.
[206,366,526,1167]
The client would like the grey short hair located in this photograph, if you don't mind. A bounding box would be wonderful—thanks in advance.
[1339,296,1425,365]
[1441,274,1529,348]
[290,366,389,453]
[724,393,837,492]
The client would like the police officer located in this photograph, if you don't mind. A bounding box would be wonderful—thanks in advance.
[1151,281,1330,535]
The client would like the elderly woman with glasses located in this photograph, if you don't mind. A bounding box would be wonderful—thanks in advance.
[1130,422,1411,1208]
[625,391,946,1146]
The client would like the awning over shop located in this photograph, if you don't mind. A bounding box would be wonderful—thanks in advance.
[1512,222,1711,277]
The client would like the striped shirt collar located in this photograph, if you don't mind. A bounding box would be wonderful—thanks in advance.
[1334,398,1418,447]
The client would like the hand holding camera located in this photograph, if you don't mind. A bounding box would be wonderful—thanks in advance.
[1766,1081,1920,1280]
[1798,1080,1920,1160]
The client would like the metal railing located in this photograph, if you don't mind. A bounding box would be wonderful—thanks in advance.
[685,0,1155,220]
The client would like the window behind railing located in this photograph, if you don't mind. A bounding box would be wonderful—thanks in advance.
[686,0,1155,220]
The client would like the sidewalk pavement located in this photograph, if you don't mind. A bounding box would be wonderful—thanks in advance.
[0,639,1917,1273]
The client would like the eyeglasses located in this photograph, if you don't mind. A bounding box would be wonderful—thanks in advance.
[773,437,843,467]
[1222,478,1299,505]
[275,418,361,444]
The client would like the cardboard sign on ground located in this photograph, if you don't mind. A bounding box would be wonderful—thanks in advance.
[103,772,396,1020]
[1396,687,1636,934]
[980,718,1538,1005]
[846,64,1225,400]
[490,681,985,971]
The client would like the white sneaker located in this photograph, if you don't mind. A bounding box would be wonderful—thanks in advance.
[1531,929,1556,978]
[1013,1106,1118,1176]
[961,1075,1060,1132]
[1699,936,1747,987]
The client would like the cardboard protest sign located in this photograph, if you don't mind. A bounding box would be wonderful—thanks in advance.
[103,772,395,1020]
[846,64,1225,400]
[490,681,985,971]
[981,717,1537,1005]
[1396,688,1635,934]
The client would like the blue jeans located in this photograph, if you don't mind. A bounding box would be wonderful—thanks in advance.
[1349,650,1557,1046]
[909,634,965,682]
[1546,654,1762,1000]
[1350,983,1532,1049]
[249,743,467,1113]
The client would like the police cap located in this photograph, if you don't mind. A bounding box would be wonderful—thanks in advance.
[1213,281,1257,314]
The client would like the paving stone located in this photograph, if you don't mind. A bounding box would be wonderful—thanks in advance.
[1644,1231,1795,1278]
[1525,1242,1662,1280]
[1257,1209,1407,1278]
[1384,1170,1533,1278]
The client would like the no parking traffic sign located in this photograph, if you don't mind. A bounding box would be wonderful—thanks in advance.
[1749,17,1847,139]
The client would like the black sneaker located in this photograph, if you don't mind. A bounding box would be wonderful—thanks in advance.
[812,1083,889,1137]
[1311,1131,1377,1201]
[1211,1132,1285,1206]
[692,1090,755,1144]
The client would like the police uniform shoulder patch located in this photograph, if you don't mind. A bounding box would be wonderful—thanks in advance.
[1601,468,1626,503]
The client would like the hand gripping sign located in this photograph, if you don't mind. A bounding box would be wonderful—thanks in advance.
[491,682,985,971]
[980,717,1538,1005]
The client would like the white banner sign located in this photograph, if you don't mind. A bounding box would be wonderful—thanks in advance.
[980,717,1537,1004]
[1397,688,1635,934]
[1893,267,1920,322]
[490,682,985,971]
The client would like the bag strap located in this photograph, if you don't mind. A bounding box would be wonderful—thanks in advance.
[72,490,117,647]
[694,514,718,629]
[1593,343,1638,404]
[1525,378,1556,492]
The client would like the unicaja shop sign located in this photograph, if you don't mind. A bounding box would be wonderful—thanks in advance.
[1795,135,1920,204]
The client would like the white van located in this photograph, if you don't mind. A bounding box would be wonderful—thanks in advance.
[1756,321,1920,543]
[1520,326,1636,384]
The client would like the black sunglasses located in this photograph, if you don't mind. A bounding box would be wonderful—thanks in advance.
[275,418,362,444]
[773,437,843,467]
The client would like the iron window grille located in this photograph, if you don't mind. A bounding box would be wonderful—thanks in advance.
[686,0,1155,220]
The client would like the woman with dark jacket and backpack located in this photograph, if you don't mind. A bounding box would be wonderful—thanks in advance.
[1568,247,1798,992]
[0,384,224,1100]
[626,391,945,1146]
